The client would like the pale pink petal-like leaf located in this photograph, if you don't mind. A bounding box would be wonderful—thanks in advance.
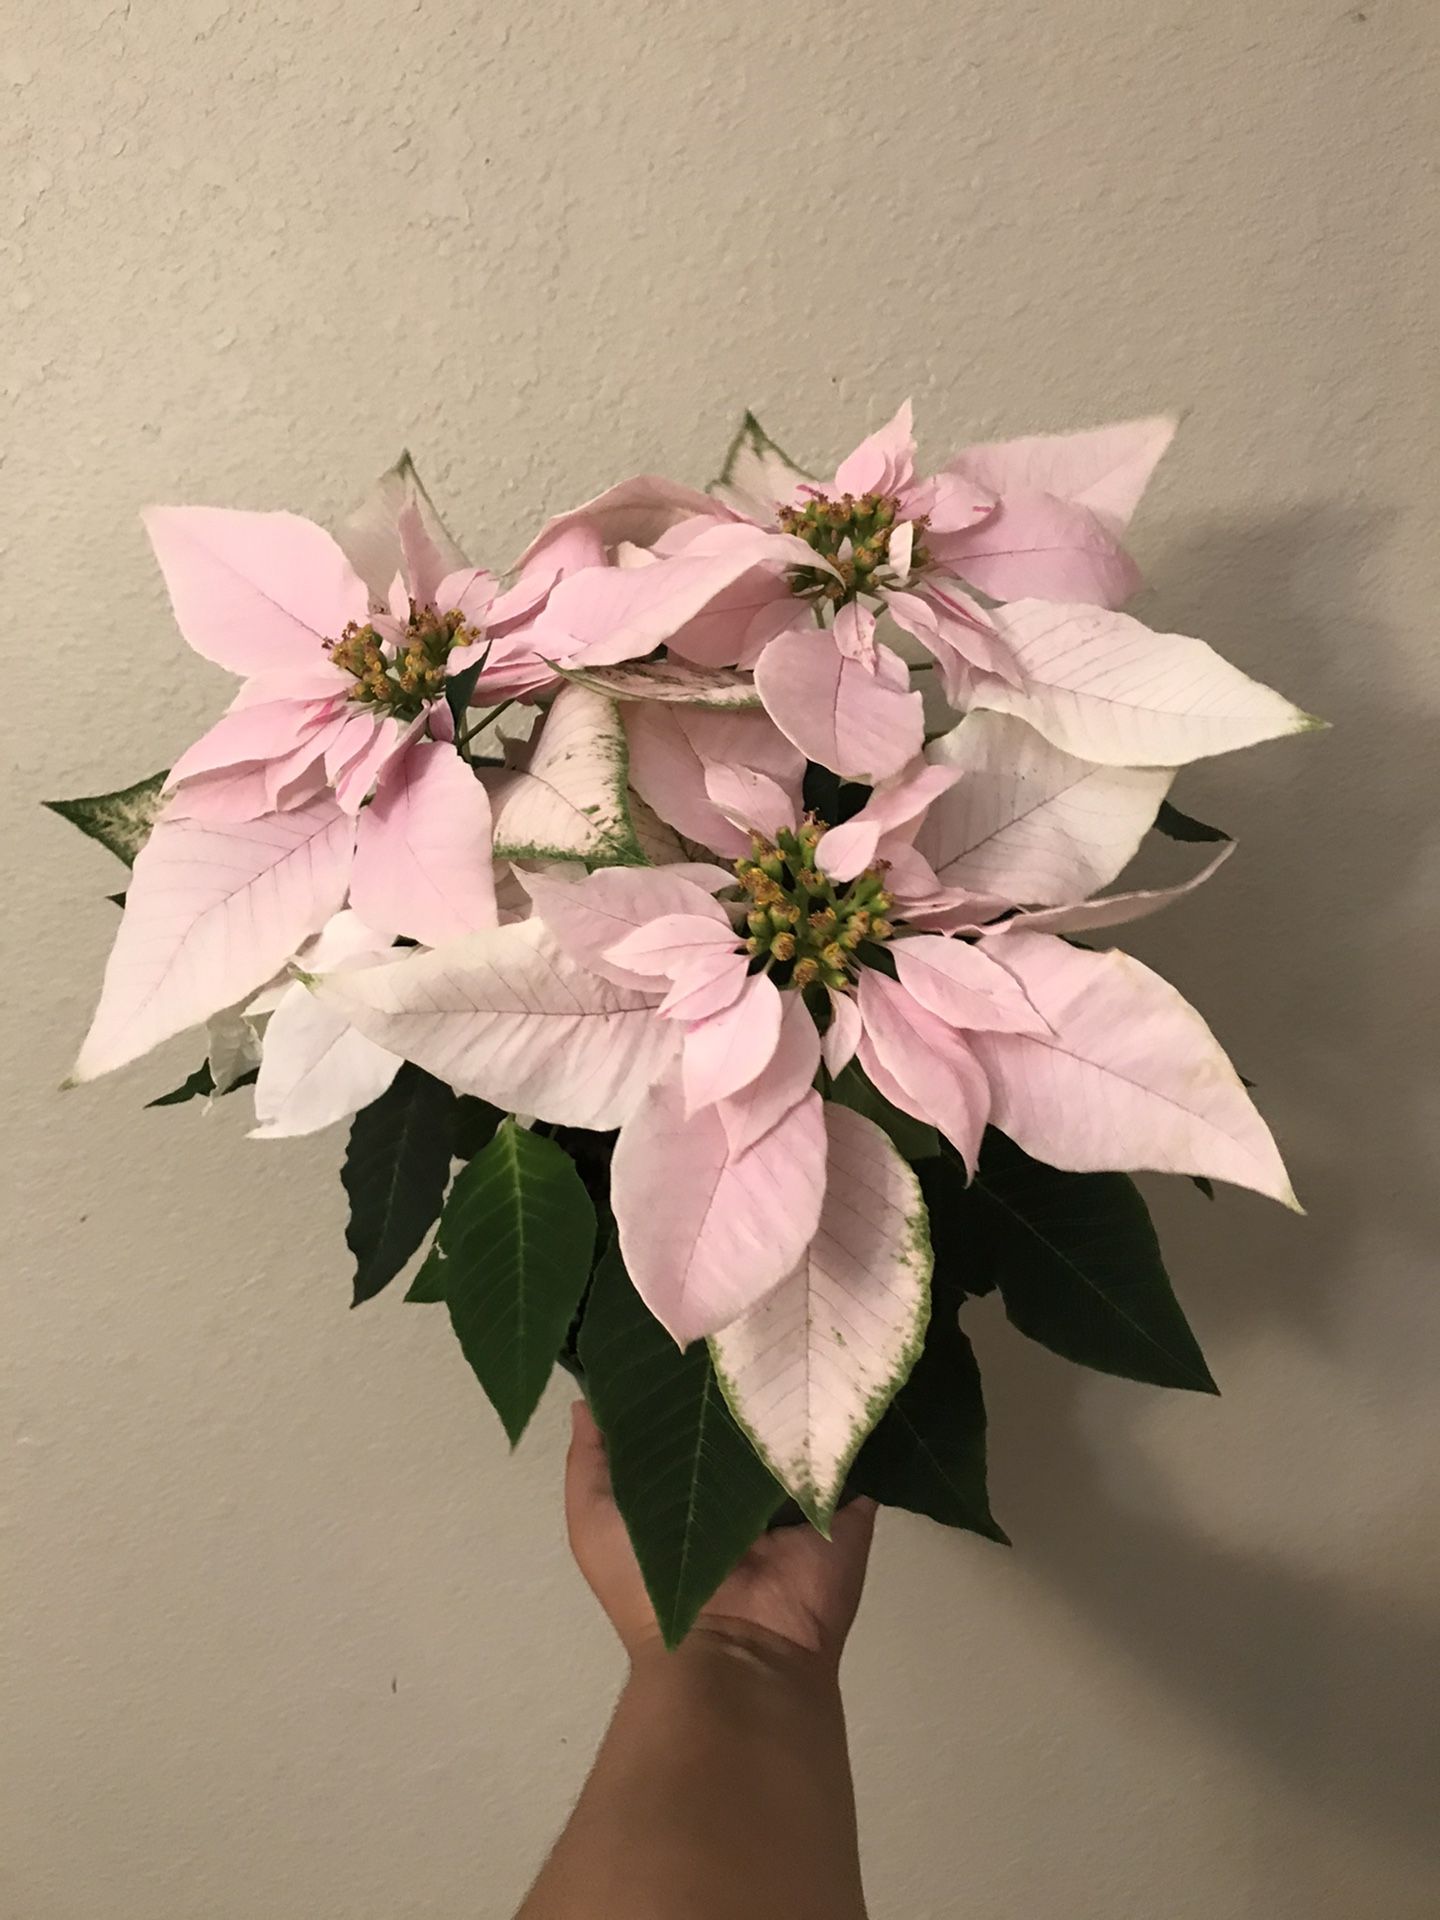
[348,739,497,948]
[976,602,1320,766]
[831,599,877,668]
[143,507,368,677]
[162,765,278,824]
[972,933,1297,1205]
[658,951,752,1022]
[1007,842,1233,935]
[703,763,797,842]
[682,972,784,1112]
[336,451,470,606]
[333,712,425,814]
[315,918,675,1130]
[612,1079,827,1344]
[718,993,823,1154]
[882,583,1019,684]
[822,990,861,1075]
[917,710,1174,903]
[833,400,916,497]
[166,698,333,790]
[72,798,356,1081]
[754,630,923,782]
[815,762,959,882]
[856,971,991,1170]
[893,934,1049,1034]
[249,982,400,1139]
[484,684,641,863]
[935,494,1140,606]
[711,1104,930,1526]
[665,568,802,669]
[607,911,737,979]
[524,866,729,989]
[944,415,1177,532]
[510,475,728,574]
[528,526,786,669]
[625,703,805,858]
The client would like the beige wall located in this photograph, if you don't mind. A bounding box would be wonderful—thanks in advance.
[4,2,1438,1915]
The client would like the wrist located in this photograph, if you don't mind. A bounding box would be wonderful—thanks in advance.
[626,1620,840,1700]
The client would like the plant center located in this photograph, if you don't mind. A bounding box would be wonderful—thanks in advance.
[326,603,479,719]
[733,820,893,992]
[776,492,930,604]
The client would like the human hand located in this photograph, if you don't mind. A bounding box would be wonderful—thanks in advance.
[564,1399,876,1671]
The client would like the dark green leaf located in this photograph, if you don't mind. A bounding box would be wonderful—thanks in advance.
[829,1060,940,1161]
[1191,1176,1216,1201]
[1154,799,1230,844]
[917,1155,995,1296]
[342,1064,457,1306]
[968,1131,1218,1393]
[45,771,169,865]
[850,1276,1006,1541]
[452,1095,503,1161]
[146,1062,257,1107]
[404,1244,448,1303]
[445,655,489,731]
[438,1120,597,1444]
[107,891,127,909]
[579,1243,783,1647]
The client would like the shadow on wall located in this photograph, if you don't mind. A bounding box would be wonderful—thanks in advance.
[975,504,1440,1868]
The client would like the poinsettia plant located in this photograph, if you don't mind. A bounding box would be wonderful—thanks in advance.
[54,407,1320,1644]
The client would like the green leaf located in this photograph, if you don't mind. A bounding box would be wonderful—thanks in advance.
[968,1131,1218,1393]
[437,1119,597,1444]
[829,1060,940,1161]
[342,1063,458,1307]
[850,1273,1006,1541]
[445,654,490,731]
[146,1062,257,1107]
[916,1155,995,1297]
[452,1095,503,1162]
[1191,1175,1216,1201]
[404,1245,449,1303]
[1154,799,1230,844]
[45,771,168,865]
[579,1243,783,1647]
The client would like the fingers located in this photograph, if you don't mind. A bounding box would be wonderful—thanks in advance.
[565,1398,615,1514]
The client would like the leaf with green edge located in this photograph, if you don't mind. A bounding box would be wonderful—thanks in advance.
[829,1060,940,1162]
[484,684,645,866]
[966,1130,1218,1393]
[710,1105,932,1532]
[553,660,761,709]
[580,1242,783,1647]
[849,1269,1007,1541]
[45,771,168,866]
[342,1063,458,1306]
[146,1062,257,1107]
[437,1120,597,1444]
[710,411,814,518]
[1154,799,1231,844]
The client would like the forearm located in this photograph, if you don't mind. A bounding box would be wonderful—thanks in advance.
[516,1626,868,1920]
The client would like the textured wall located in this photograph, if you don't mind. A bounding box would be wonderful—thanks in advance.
[4,2,1437,1915]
